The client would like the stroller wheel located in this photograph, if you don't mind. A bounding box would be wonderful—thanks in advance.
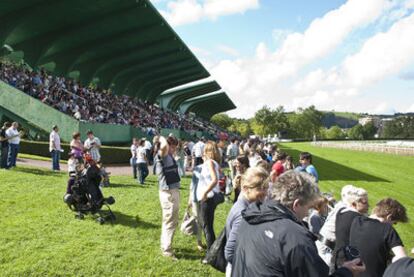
[97,217,105,224]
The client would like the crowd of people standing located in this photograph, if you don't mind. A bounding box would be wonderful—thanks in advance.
[147,135,412,277]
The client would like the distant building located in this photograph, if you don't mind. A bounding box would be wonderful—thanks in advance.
[359,116,381,128]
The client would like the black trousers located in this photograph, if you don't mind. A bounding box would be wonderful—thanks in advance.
[200,192,224,249]
[1,146,8,168]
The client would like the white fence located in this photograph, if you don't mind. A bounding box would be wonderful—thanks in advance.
[312,141,414,156]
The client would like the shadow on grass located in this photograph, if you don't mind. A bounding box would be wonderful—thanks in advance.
[112,211,159,229]
[280,145,390,182]
[109,183,140,188]
[13,166,62,176]
[174,247,204,261]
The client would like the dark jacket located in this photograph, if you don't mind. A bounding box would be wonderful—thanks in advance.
[231,200,352,277]
[383,257,414,277]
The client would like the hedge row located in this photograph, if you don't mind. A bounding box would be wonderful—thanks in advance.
[19,140,131,164]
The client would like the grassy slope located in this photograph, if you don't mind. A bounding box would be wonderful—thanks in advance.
[0,169,229,276]
[1,143,413,276]
[280,142,414,252]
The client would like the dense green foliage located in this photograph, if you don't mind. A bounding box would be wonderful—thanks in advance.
[382,116,414,138]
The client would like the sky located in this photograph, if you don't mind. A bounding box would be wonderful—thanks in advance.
[150,0,414,118]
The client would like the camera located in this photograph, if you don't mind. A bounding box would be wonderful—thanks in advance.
[343,246,360,261]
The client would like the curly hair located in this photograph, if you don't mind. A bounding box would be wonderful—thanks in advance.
[269,170,319,208]
[373,198,408,223]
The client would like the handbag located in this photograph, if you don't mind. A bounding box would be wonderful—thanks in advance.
[180,208,198,236]
[205,228,227,273]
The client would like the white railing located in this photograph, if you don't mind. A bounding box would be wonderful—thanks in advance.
[312,141,414,156]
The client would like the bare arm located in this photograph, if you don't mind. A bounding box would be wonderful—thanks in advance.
[391,246,407,262]
[159,136,168,158]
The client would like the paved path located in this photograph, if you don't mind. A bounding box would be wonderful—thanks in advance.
[16,158,146,176]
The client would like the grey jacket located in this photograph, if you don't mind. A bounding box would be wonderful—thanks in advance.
[224,195,250,263]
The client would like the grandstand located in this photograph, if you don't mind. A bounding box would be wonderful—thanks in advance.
[0,0,236,143]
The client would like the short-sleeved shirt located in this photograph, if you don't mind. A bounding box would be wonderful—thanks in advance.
[305,164,319,182]
[271,160,285,177]
[84,137,101,162]
[192,141,205,158]
[49,130,61,152]
[130,144,137,158]
[333,209,361,263]
[350,216,403,277]
[136,146,147,164]
[6,128,20,145]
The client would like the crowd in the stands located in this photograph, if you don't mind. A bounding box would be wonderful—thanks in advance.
[0,61,222,136]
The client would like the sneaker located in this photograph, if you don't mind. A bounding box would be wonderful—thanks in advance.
[201,257,208,264]
[197,244,206,251]
[162,251,178,261]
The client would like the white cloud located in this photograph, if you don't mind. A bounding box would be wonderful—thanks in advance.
[406,103,414,112]
[159,0,259,27]
[296,11,414,93]
[205,0,391,117]
[271,29,293,46]
[216,45,240,57]
[204,0,259,19]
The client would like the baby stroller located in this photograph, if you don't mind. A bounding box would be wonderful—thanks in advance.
[64,157,116,224]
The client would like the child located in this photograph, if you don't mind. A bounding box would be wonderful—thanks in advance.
[67,152,78,176]
[308,196,329,237]
[97,162,110,187]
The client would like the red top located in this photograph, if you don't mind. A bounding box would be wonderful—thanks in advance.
[272,161,285,177]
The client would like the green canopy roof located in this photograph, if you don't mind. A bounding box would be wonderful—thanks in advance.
[158,81,221,111]
[0,0,210,100]
[180,92,236,119]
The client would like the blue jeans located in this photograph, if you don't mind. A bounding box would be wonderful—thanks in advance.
[130,158,137,179]
[137,163,149,184]
[7,143,19,167]
[51,150,61,170]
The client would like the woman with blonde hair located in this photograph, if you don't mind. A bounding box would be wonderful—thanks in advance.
[225,167,269,276]
[194,141,224,258]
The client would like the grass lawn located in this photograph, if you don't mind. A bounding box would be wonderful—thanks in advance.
[0,168,230,276]
[1,142,413,276]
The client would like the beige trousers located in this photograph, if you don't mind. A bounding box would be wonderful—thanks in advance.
[159,188,180,254]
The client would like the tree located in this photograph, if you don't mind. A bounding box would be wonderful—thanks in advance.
[325,125,345,139]
[252,105,289,137]
[362,122,377,139]
[210,113,233,130]
[229,120,252,137]
[382,116,414,138]
[348,124,364,140]
[286,106,323,139]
